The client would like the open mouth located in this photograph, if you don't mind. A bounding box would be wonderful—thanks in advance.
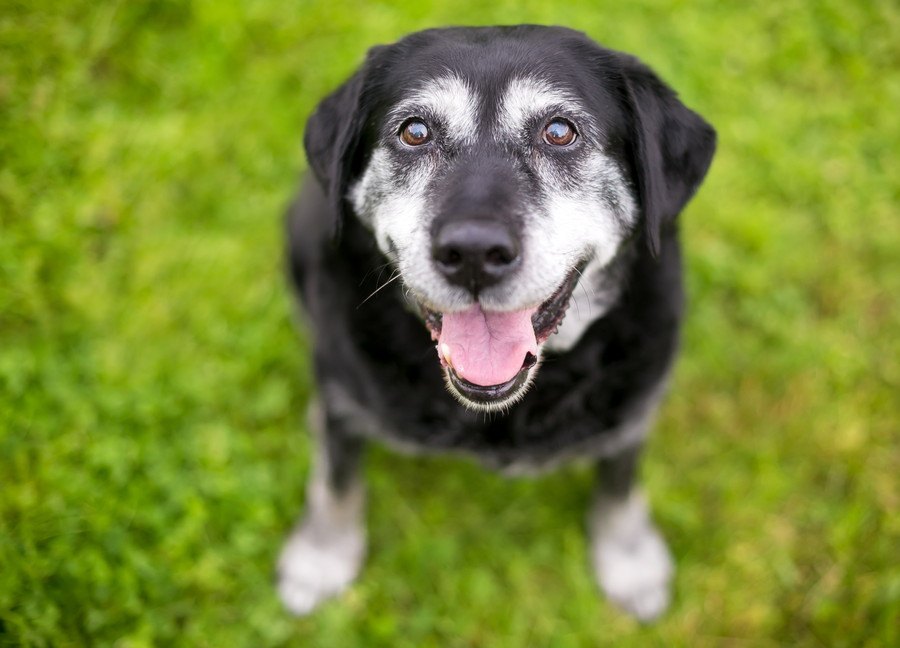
[421,261,586,408]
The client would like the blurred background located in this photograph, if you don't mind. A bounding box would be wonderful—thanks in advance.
[1,0,898,645]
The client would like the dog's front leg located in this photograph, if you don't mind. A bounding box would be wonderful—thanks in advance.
[277,398,366,615]
[588,444,674,622]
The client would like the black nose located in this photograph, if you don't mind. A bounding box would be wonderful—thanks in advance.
[432,219,520,294]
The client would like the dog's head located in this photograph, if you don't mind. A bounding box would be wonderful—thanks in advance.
[305,26,715,411]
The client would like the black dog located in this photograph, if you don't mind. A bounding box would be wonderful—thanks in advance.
[279,25,715,621]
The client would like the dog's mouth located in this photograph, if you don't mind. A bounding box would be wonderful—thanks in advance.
[421,262,585,408]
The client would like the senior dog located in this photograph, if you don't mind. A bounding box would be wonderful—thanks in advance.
[279,25,715,621]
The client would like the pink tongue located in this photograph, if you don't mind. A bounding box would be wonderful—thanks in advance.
[438,305,538,387]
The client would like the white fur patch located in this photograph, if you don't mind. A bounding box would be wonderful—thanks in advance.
[589,490,674,621]
[350,148,473,313]
[496,76,584,140]
[388,74,479,146]
[277,513,366,615]
[277,403,367,615]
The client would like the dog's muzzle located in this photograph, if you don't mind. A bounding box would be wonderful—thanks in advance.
[420,259,587,409]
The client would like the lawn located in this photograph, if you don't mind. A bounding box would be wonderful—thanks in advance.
[1,0,898,646]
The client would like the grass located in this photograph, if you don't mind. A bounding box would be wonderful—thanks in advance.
[1,0,898,645]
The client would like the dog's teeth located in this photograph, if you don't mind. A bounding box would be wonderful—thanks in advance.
[440,343,454,368]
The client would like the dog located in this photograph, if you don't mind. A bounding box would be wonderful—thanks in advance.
[278,25,715,621]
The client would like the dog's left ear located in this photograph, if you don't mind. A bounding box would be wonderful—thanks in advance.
[617,54,717,255]
[304,46,387,239]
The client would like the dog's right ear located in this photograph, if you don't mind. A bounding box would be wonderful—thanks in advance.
[304,46,387,239]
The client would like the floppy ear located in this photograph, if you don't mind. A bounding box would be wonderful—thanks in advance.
[304,46,386,238]
[618,54,716,255]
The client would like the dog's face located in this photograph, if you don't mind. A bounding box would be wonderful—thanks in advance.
[305,27,715,411]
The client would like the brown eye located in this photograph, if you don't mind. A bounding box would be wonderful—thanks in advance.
[400,120,430,146]
[543,119,576,146]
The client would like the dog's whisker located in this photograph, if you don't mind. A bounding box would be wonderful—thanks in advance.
[357,270,402,308]
[359,261,394,288]
[373,263,395,289]
[572,265,598,318]
[572,265,595,296]
[572,267,595,319]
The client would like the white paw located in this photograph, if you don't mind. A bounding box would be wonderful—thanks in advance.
[276,519,365,616]
[589,492,674,622]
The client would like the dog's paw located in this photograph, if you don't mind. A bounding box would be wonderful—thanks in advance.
[592,524,673,621]
[276,520,365,616]
[589,492,673,622]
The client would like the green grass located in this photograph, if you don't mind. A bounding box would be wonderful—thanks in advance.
[1,0,898,645]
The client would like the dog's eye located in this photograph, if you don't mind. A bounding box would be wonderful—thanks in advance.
[543,119,577,146]
[400,120,430,146]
